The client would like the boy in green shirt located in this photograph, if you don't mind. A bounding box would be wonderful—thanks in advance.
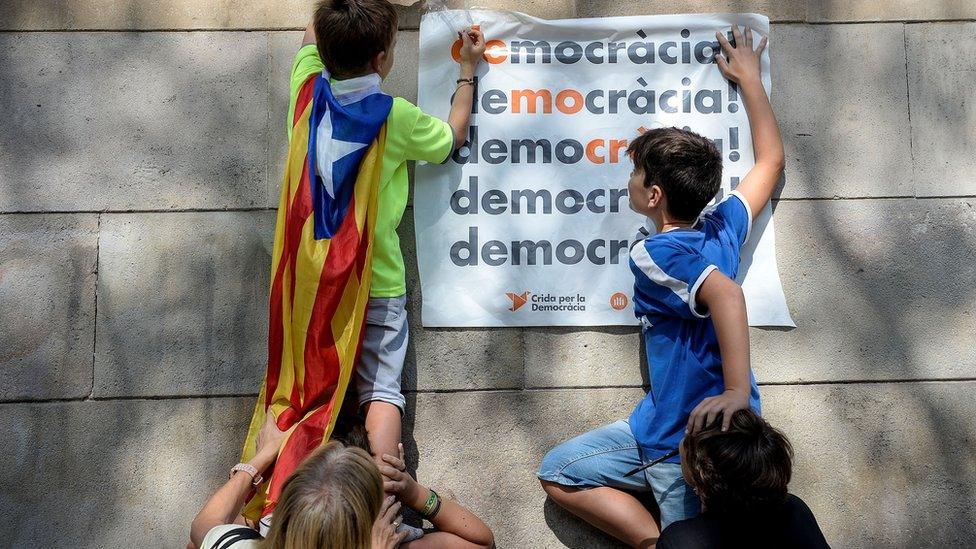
[289,0,484,515]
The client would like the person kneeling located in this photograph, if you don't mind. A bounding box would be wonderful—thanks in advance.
[188,410,494,549]
[657,409,830,548]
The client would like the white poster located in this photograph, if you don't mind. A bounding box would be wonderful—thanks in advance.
[415,10,794,328]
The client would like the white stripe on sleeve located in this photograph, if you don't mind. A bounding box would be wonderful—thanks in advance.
[689,265,718,319]
[730,190,754,244]
[630,243,691,304]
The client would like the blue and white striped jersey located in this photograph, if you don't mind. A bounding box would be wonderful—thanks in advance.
[628,191,762,463]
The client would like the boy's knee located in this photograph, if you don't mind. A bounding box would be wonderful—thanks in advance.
[540,479,574,502]
[538,443,568,475]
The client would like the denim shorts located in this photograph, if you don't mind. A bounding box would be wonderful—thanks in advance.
[354,295,408,413]
[538,419,700,529]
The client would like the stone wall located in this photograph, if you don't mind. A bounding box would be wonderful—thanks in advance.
[2,2,975,547]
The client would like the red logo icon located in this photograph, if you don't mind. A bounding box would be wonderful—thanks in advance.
[610,292,629,311]
[506,291,530,311]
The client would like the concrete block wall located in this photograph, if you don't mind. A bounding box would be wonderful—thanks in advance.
[1,2,974,547]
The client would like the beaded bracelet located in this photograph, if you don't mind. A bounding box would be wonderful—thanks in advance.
[427,497,443,519]
[421,488,441,518]
[230,462,263,488]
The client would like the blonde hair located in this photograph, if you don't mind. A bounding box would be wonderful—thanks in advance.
[262,441,383,549]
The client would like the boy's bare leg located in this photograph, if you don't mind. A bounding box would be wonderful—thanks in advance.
[542,481,661,549]
[365,400,425,540]
[363,400,402,474]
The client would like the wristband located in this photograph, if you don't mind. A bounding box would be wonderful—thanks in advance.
[230,463,263,487]
[427,496,443,519]
[456,77,475,84]
[421,488,440,518]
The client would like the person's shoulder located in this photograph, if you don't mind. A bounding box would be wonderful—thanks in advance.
[699,190,752,245]
[657,515,721,549]
[292,44,324,81]
[385,97,452,162]
[200,524,262,549]
[391,96,451,123]
[295,43,319,61]
[780,494,832,548]
[629,233,704,287]
[782,493,822,522]
[389,97,421,122]
[385,98,426,142]
[379,98,417,158]
[628,234,657,266]
[783,493,818,518]
[391,96,415,109]
[631,232,697,264]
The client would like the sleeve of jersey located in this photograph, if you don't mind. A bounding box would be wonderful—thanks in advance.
[630,239,718,319]
[397,99,454,163]
[710,190,753,248]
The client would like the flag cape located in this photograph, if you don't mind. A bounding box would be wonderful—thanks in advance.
[241,70,393,519]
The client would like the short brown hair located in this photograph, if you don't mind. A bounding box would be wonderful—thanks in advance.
[683,409,793,514]
[627,127,722,221]
[314,0,398,77]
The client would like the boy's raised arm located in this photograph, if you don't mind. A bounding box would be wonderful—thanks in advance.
[447,27,486,149]
[688,269,752,433]
[716,25,785,219]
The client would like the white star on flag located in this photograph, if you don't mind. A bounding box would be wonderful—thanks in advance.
[315,105,368,198]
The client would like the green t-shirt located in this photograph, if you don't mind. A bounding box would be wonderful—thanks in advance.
[288,45,453,298]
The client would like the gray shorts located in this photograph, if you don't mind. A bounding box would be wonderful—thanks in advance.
[354,295,408,413]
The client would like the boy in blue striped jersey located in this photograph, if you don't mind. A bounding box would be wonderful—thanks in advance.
[538,25,785,547]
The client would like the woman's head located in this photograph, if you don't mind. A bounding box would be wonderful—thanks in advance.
[680,409,793,514]
[263,441,383,549]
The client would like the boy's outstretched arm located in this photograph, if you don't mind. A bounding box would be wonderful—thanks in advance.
[448,27,485,149]
[688,270,752,433]
[716,24,785,218]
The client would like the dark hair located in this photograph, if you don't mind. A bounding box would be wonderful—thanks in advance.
[313,0,398,78]
[683,409,793,514]
[627,127,722,221]
[331,412,372,453]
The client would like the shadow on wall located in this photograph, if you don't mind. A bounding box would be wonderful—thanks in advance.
[3,4,976,547]
[0,29,271,213]
[2,396,255,547]
[0,25,272,547]
[757,14,976,543]
[769,22,976,547]
[94,212,273,399]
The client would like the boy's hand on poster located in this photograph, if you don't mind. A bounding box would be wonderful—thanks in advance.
[715,24,767,85]
[458,26,486,74]
[687,389,751,433]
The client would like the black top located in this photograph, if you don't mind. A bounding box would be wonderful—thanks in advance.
[657,494,830,549]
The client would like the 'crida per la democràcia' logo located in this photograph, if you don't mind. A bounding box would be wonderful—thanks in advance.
[506,291,530,311]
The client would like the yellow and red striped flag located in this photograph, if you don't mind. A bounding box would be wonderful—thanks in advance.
[240,70,393,519]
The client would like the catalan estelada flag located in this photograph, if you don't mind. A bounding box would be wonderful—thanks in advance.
[240,69,393,519]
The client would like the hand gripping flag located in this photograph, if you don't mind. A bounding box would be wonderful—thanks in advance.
[240,69,393,519]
